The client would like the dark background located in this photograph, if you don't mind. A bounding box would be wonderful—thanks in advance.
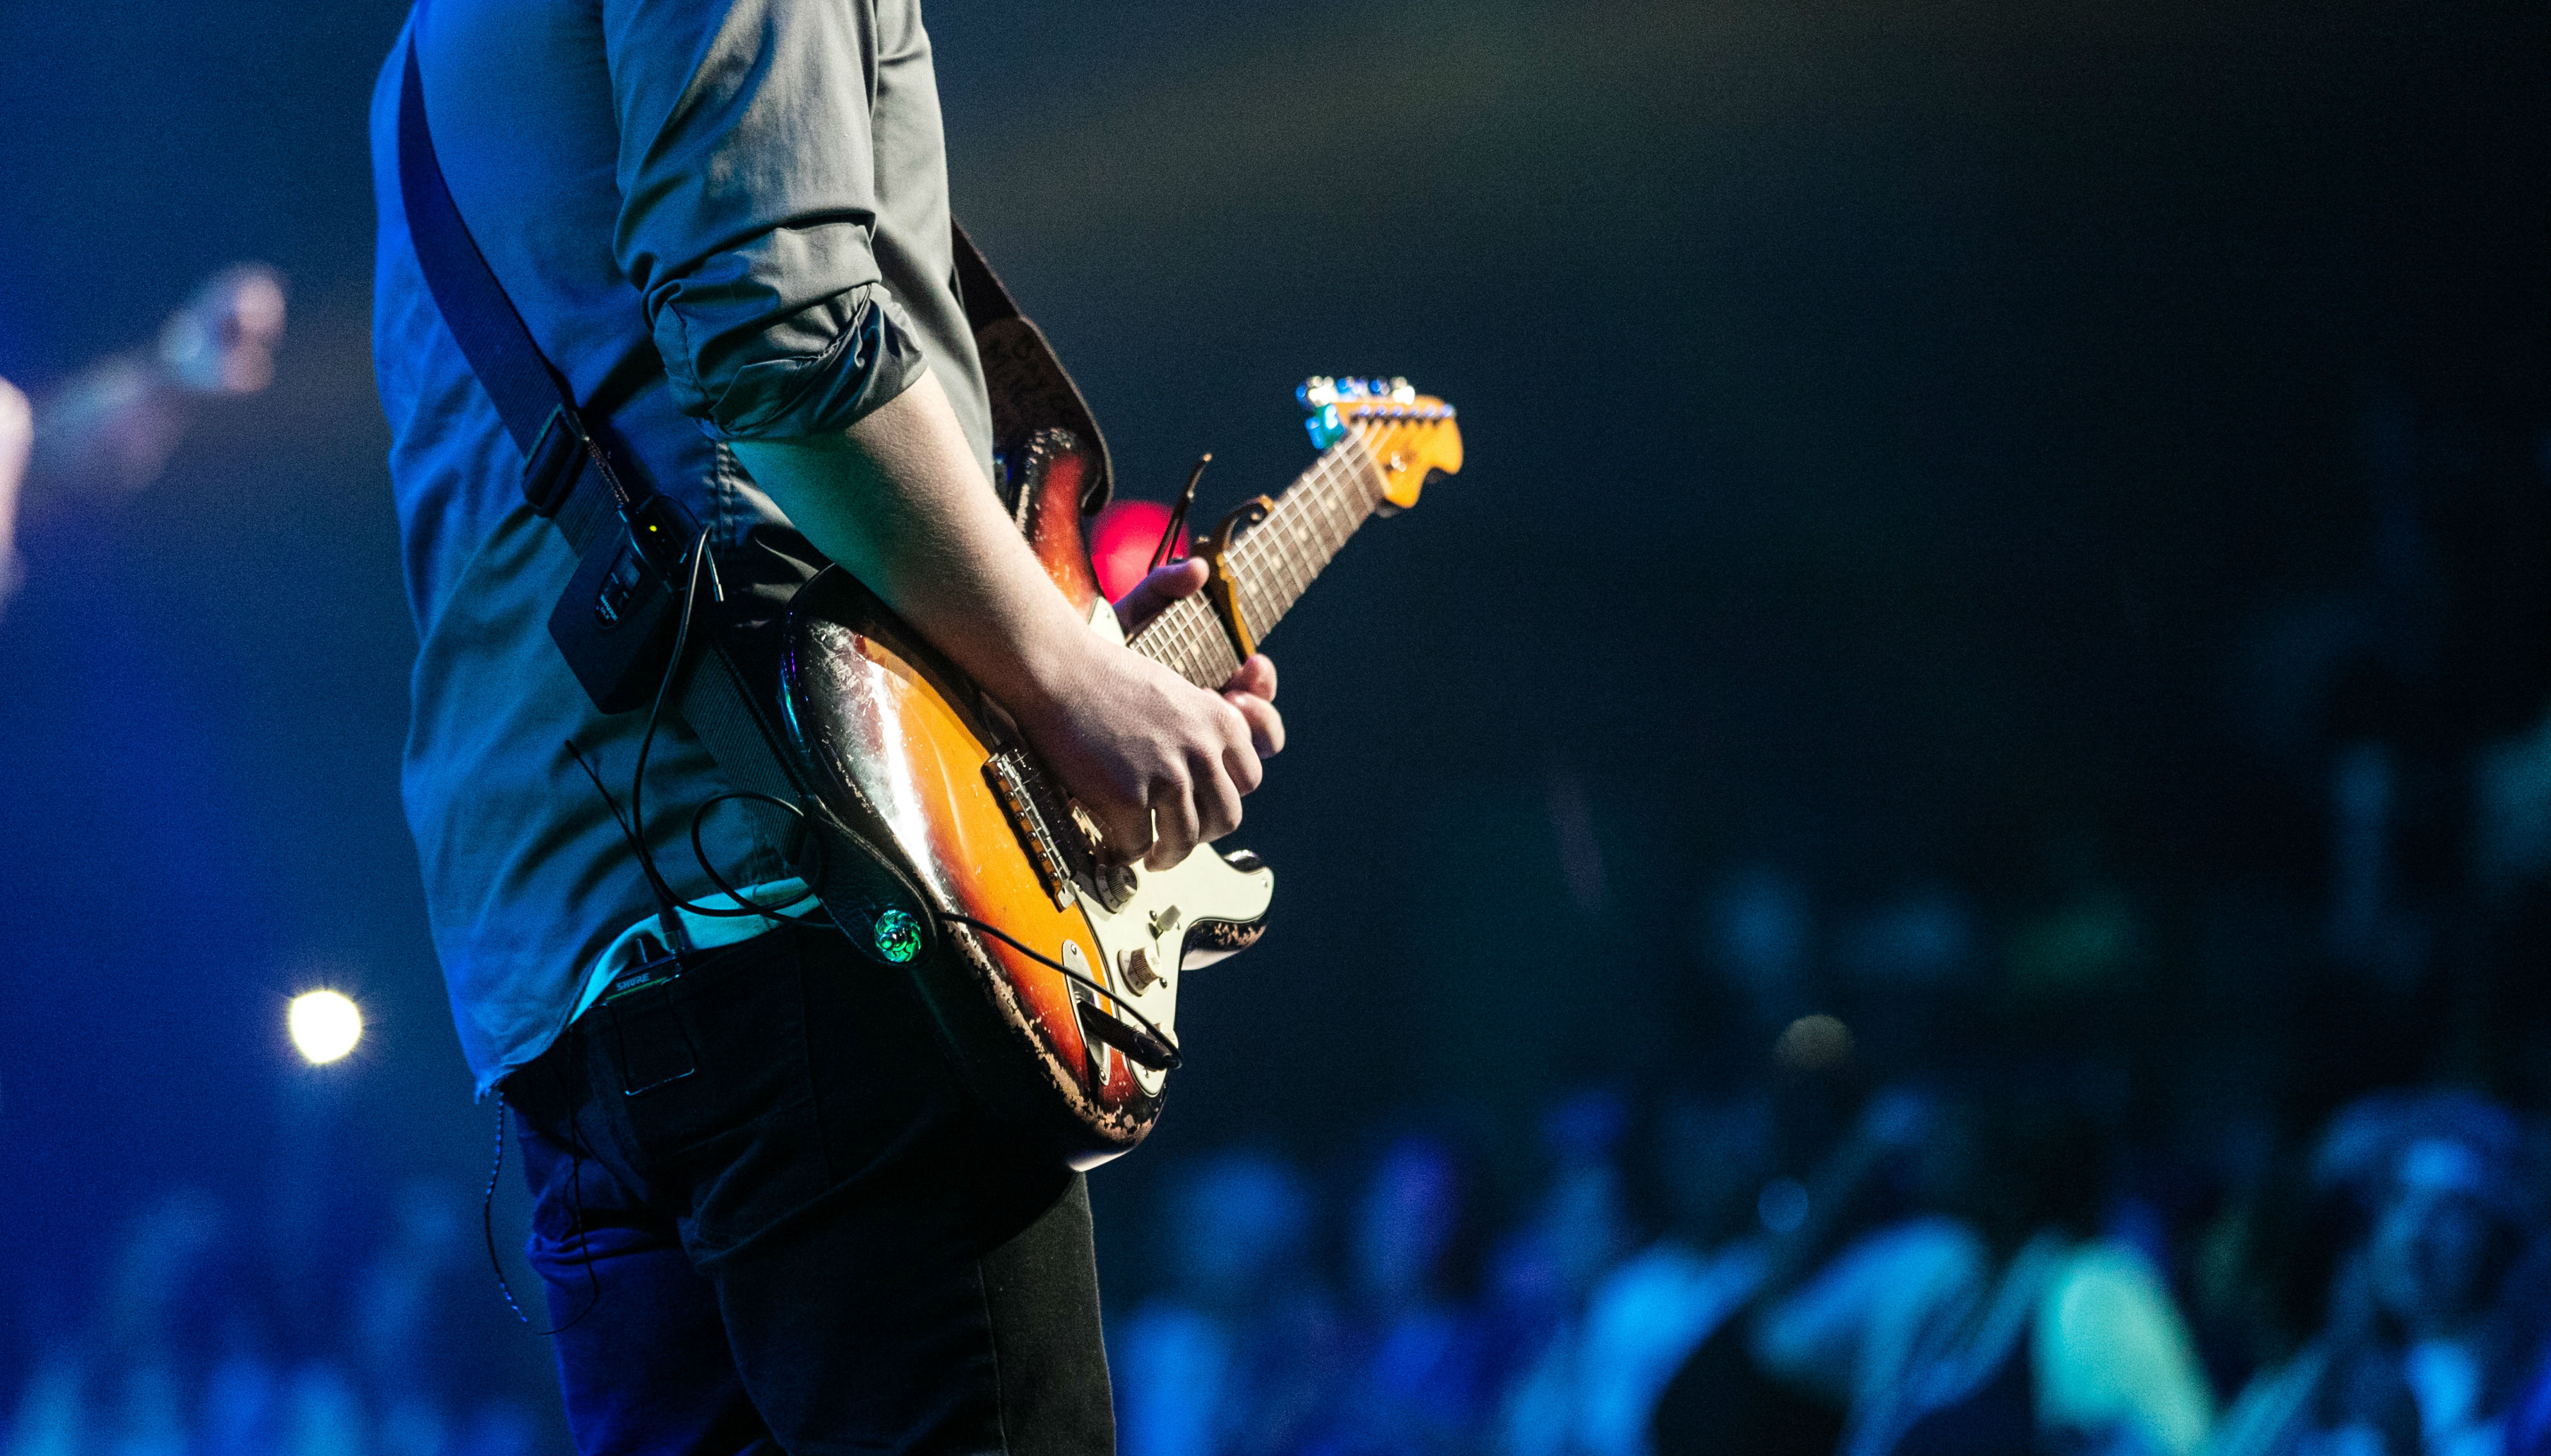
[1,0,2545,1436]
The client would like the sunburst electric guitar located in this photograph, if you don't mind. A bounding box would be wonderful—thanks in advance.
[776,377,1462,1166]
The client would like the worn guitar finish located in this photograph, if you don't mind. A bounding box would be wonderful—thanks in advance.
[778,381,1462,1166]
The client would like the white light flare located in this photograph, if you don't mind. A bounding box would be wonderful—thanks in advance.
[288,990,363,1064]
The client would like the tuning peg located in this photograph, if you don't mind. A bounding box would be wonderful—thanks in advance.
[1388,377,1415,403]
[1297,377,1339,409]
[1306,403,1346,450]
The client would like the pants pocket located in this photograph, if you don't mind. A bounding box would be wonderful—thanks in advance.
[602,937,830,1250]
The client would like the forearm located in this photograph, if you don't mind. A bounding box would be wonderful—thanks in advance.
[728,369,1096,719]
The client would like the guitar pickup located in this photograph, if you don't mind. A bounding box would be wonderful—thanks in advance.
[984,751,1073,910]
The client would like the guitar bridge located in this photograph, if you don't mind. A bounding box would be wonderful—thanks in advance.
[985,751,1074,911]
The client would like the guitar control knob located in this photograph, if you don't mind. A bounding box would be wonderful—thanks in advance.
[1119,946,1160,994]
[1098,861,1138,912]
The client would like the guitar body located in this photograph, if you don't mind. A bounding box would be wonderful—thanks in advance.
[777,430,1272,1168]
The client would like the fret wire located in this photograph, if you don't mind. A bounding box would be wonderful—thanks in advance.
[1254,515,1303,623]
[1197,594,1238,683]
[1310,442,1359,554]
[1242,447,1347,635]
[1182,424,1396,664]
[1285,487,1323,576]
[1166,601,1213,686]
[1287,470,1332,586]
[1179,594,1234,685]
[1316,443,1357,553]
[1137,598,1199,682]
[1195,601,1230,682]
[1236,512,1289,634]
[1243,499,1296,613]
[1140,605,1176,671]
[1303,439,1361,562]
[1261,464,1329,628]
[1342,430,1386,512]
[1175,600,1218,685]
[1263,493,1313,619]
[1228,533,1270,639]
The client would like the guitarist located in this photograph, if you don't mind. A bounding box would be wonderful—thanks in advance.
[370,0,1281,1451]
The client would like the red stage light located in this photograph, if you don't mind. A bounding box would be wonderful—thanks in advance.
[1088,500,1190,602]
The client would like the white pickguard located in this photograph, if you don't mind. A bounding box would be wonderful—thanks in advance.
[1071,598,1276,1094]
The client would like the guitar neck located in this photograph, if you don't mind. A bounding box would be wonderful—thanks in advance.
[1129,432,1390,687]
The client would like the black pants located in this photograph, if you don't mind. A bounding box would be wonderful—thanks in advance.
[501,922,1115,1454]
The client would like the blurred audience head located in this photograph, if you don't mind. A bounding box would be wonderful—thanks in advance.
[1648,1088,1778,1245]
[2315,1090,2540,1339]
[1709,866,1814,1034]
[1168,1150,1317,1312]
[1915,1084,2106,1254]
[1350,1133,1468,1312]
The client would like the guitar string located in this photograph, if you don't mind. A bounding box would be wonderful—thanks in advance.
[1164,427,1363,675]
[1225,427,1386,642]
[1242,429,1381,625]
[1222,442,1341,640]
[1128,412,1409,685]
[1225,444,1343,651]
[939,913,1185,1070]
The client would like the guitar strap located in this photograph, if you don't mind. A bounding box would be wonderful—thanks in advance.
[393,19,1111,963]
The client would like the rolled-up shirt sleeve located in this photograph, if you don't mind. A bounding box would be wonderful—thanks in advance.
[603,0,927,439]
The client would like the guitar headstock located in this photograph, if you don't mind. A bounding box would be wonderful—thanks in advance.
[1299,375,1463,510]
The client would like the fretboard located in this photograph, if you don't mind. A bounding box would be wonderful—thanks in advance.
[1128,431,1390,687]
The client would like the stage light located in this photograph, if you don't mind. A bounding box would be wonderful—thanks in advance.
[1088,500,1190,602]
[288,990,363,1064]
[1773,1013,1854,1072]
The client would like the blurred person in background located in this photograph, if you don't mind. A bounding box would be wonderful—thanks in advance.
[2208,1092,2549,1456]
[1561,1090,1782,1456]
[1656,1086,2214,1456]
[1648,1087,1930,1455]
[352,1179,537,1456]
[1311,1131,1498,1455]
[4,1188,302,1456]
[1491,1089,1644,1455]
[1113,1151,1343,1456]
[0,263,285,620]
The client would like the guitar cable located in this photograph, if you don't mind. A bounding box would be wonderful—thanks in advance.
[566,524,823,943]
[627,527,823,924]
[479,1020,606,1337]
[494,525,792,1338]
[573,523,1184,1067]
[936,913,1184,1071]
[620,522,1189,1072]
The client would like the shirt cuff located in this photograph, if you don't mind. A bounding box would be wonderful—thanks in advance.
[652,276,928,441]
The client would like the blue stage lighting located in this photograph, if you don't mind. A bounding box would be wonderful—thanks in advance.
[288,990,363,1064]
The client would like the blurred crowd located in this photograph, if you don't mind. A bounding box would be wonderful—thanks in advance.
[3,1175,546,1456]
[1105,1078,2551,1456]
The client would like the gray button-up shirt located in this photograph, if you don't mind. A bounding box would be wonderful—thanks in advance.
[369,0,992,1096]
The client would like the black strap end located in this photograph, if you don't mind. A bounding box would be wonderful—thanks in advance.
[523,406,589,517]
